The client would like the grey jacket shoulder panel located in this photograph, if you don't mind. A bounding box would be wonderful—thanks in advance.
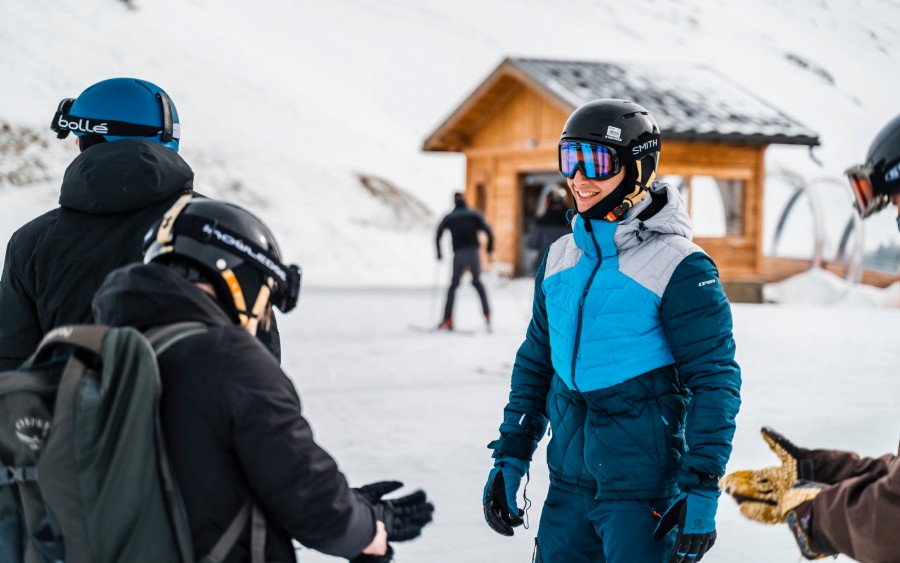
[619,233,705,298]
[544,233,581,280]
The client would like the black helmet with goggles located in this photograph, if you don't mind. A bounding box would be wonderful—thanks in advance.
[847,113,900,218]
[559,99,661,185]
[144,196,302,331]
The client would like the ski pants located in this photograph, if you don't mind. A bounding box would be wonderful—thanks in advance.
[442,247,489,320]
[534,485,675,563]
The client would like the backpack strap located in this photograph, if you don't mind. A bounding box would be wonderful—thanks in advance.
[0,466,39,487]
[200,501,266,563]
[142,322,268,563]
[145,322,209,355]
[26,325,109,367]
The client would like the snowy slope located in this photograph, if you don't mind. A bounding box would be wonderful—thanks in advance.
[276,281,900,562]
[1,0,899,286]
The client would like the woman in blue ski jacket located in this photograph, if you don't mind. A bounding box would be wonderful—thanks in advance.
[482,99,741,563]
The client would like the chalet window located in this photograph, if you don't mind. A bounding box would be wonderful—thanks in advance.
[658,174,745,237]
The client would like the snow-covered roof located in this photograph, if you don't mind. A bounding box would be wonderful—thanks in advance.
[425,57,820,151]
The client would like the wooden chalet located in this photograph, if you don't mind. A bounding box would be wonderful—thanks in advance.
[423,57,880,301]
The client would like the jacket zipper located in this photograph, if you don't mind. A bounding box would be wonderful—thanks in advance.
[570,222,603,393]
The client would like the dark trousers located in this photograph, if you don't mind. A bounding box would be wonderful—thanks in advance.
[442,247,490,320]
[535,485,675,563]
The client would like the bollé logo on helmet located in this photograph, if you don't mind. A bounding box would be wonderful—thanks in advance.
[15,417,51,451]
[56,115,109,135]
[201,223,287,282]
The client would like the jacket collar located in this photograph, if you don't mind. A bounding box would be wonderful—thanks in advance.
[571,182,693,255]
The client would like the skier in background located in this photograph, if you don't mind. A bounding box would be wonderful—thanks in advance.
[482,99,741,563]
[0,77,279,370]
[525,186,571,275]
[720,113,900,563]
[435,192,494,331]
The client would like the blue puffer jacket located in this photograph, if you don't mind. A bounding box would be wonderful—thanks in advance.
[489,182,741,500]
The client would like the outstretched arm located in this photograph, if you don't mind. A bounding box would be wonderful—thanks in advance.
[792,447,900,561]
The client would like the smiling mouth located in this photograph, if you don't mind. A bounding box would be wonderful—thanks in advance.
[575,190,600,199]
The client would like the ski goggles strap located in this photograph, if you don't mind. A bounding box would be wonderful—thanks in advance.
[50,96,180,141]
[51,112,179,140]
[845,164,889,218]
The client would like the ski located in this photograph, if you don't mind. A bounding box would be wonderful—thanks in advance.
[407,324,479,336]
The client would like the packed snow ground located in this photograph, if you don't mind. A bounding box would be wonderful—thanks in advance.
[276,272,900,563]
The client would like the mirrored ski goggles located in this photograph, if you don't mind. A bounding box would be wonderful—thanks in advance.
[846,164,889,218]
[558,141,621,180]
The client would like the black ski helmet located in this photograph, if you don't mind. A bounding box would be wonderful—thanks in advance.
[847,113,900,217]
[560,99,661,220]
[143,196,302,331]
[560,99,661,186]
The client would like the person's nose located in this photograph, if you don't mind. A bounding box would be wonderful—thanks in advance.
[570,169,590,188]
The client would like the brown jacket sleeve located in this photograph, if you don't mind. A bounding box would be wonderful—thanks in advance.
[803,442,900,563]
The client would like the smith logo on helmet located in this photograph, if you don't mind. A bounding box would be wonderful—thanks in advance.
[201,223,287,282]
[886,162,900,183]
[632,138,659,156]
[55,115,109,135]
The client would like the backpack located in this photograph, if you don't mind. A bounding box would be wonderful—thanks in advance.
[0,323,265,563]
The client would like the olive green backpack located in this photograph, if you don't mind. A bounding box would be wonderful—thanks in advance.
[0,323,264,563]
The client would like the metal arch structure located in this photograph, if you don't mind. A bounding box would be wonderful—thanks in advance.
[770,169,826,269]
[820,176,865,284]
[770,170,865,283]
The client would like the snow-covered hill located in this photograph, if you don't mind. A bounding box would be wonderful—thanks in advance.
[2,0,899,285]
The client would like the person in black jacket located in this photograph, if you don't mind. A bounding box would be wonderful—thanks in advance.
[92,197,434,562]
[435,192,494,331]
[0,77,278,369]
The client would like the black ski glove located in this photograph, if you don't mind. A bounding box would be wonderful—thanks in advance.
[652,491,718,563]
[482,458,528,536]
[350,544,394,563]
[355,481,435,542]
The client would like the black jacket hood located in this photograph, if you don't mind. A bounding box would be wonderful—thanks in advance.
[60,140,194,215]
[93,262,234,329]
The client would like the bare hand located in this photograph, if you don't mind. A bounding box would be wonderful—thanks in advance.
[361,521,388,556]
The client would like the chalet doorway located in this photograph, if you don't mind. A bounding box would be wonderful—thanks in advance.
[519,172,571,277]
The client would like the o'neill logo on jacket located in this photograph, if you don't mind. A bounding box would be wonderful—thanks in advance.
[15,417,50,451]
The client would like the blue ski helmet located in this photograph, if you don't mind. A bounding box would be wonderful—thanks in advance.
[51,78,181,152]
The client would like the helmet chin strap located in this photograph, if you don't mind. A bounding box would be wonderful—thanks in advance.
[219,268,273,335]
[579,161,649,222]
[244,285,272,336]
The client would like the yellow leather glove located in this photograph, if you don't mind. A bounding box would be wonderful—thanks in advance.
[719,427,812,524]
[783,481,829,560]
[780,481,825,516]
